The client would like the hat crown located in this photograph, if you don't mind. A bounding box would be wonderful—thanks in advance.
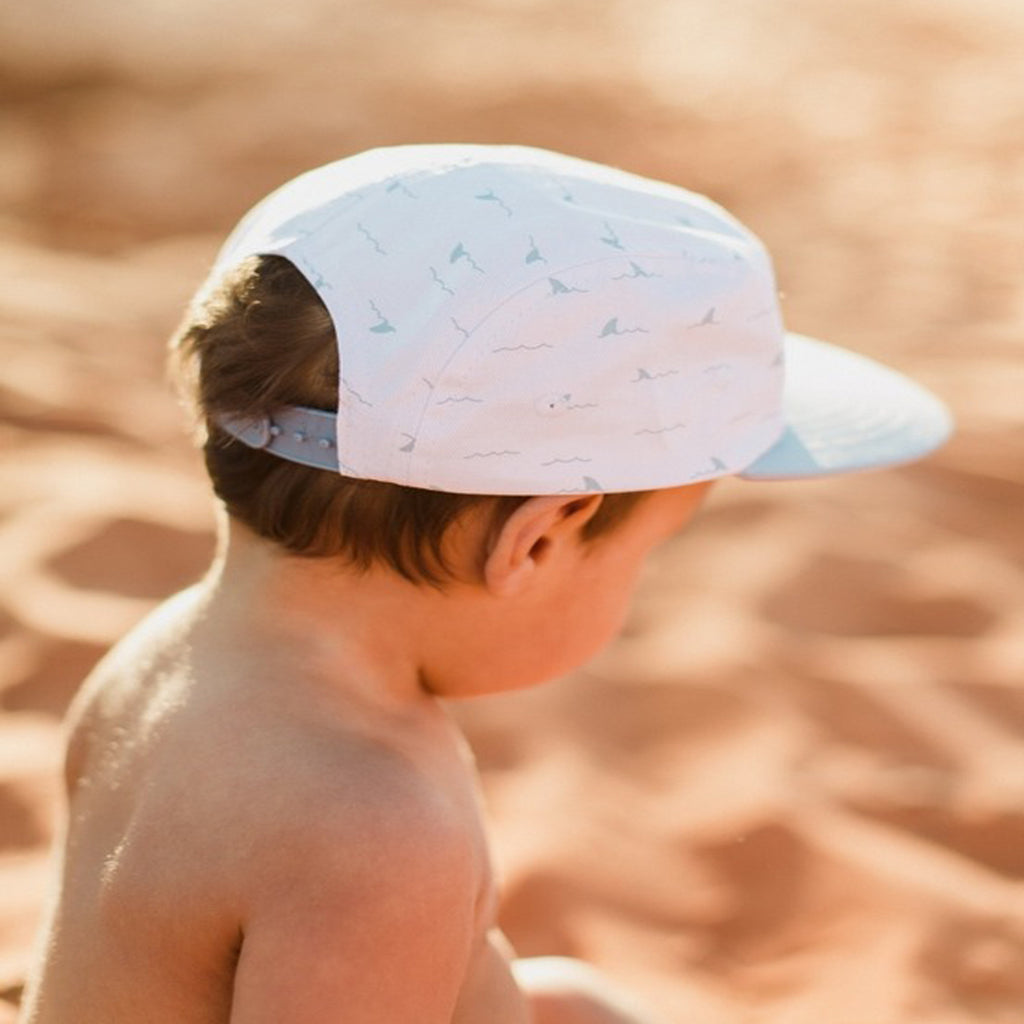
[216,145,790,493]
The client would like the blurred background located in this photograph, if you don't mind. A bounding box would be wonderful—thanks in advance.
[1,0,1022,1020]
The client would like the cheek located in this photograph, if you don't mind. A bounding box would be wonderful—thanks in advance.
[486,579,637,692]
[559,563,645,660]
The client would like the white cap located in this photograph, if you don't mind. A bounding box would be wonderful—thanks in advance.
[213,144,952,494]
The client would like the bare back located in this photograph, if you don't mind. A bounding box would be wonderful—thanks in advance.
[20,589,529,1023]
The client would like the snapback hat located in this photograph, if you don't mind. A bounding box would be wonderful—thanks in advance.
[212,144,952,494]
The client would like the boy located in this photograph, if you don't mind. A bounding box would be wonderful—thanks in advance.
[19,145,951,1023]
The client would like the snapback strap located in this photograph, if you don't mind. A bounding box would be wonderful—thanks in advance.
[215,406,341,472]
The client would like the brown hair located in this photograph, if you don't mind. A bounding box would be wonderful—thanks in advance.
[169,254,649,583]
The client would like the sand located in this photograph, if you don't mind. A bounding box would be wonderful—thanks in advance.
[1,0,1023,1019]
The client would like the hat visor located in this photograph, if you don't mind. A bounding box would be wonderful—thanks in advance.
[740,333,953,480]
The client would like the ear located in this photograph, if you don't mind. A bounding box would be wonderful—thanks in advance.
[483,493,604,597]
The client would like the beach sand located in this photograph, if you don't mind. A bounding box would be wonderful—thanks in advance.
[1,0,1023,1019]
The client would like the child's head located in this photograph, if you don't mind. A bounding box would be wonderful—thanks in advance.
[171,145,952,584]
[170,252,650,583]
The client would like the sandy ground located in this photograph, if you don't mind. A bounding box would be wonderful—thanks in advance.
[1,0,1023,1019]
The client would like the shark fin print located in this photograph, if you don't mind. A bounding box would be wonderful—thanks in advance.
[631,367,679,383]
[368,300,396,334]
[525,236,547,264]
[600,318,649,338]
[300,258,330,290]
[385,178,417,198]
[690,456,728,479]
[449,243,485,273]
[612,261,660,280]
[475,190,513,217]
[549,277,588,295]
[690,307,720,328]
[600,221,624,250]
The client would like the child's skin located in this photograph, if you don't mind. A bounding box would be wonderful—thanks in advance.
[21,481,712,1024]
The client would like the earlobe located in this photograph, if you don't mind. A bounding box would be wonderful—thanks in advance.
[483,494,603,597]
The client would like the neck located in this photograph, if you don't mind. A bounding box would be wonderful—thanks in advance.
[196,518,443,711]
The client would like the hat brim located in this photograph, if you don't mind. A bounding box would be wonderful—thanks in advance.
[739,334,953,481]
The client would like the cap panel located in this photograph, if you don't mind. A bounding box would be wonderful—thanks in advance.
[406,250,785,493]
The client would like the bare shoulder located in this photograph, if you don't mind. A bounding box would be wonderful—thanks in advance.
[65,597,488,919]
[227,720,490,1022]
[242,722,484,890]
[49,589,497,1021]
